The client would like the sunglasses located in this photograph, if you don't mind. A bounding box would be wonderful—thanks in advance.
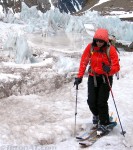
[95,39,105,43]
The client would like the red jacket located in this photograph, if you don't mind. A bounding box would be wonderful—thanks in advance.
[77,43,120,78]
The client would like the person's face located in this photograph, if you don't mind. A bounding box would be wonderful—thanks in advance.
[95,39,105,47]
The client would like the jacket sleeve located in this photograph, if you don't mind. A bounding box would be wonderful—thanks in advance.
[77,44,91,78]
[109,46,120,76]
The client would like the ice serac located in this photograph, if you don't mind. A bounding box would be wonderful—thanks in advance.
[15,35,36,64]
[20,2,39,22]
[37,8,85,37]
[3,32,36,64]
[65,15,85,33]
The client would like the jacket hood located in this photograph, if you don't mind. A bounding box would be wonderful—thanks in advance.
[93,28,109,43]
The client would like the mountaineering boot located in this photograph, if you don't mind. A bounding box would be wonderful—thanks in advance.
[97,121,117,136]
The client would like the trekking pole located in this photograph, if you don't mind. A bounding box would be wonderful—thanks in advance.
[106,74,126,137]
[74,84,78,136]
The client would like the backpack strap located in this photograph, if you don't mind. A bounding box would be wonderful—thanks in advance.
[106,46,111,64]
[106,45,120,63]
[90,44,94,55]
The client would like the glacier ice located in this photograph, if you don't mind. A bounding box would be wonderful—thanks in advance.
[3,32,37,64]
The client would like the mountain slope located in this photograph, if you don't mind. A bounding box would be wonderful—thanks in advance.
[56,0,84,13]
[75,0,133,16]
[90,0,133,14]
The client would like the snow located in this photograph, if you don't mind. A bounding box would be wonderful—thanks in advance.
[94,0,111,7]
[89,0,111,10]
[0,2,133,150]
[0,73,21,82]
[110,11,133,19]
[49,0,55,10]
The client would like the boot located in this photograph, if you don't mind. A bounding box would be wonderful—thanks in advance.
[97,122,117,136]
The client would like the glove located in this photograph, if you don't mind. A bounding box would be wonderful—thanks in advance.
[74,77,82,86]
[102,63,110,73]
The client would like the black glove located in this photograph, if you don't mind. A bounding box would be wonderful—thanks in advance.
[102,63,110,73]
[102,64,110,73]
[74,77,82,86]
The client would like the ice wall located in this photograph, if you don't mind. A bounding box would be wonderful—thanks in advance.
[83,11,133,42]
[1,2,133,42]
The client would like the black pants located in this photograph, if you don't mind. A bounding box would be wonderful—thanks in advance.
[87,75,113,125]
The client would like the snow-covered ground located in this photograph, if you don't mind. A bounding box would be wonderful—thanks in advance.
[0,1,133,149]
